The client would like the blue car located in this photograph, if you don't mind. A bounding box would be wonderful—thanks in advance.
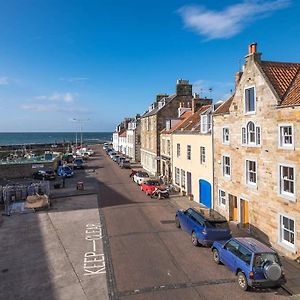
[212,237,286,291]
[175,208,231,246]
[57,165,74,177]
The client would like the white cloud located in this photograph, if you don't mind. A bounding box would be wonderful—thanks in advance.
[59,77,89,83]
[178,0,291,40]
[35,92,78,103]
[20,103,88,113]
[0,77,9,85]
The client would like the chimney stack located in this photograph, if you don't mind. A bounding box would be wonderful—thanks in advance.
[248,43,257,55]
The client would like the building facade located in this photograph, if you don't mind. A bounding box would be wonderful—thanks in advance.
[172,104,214,207]
[140,80,211,176]
[126,115,141,162]
[213,43,300,259]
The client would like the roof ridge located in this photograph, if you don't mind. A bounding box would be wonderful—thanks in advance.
[261,60,300,66]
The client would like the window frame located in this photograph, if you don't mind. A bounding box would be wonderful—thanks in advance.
[187,145,191,160]
[222,127,230,145]
[218,189,226,207]
[175,167,180,185]
[245,159,257,187]
[181,169,186,188]
[278,123,294,150]
[241,122,261,147]
[244,85,256,115]
[278,213,296,251]
[176,143,181,158]
[200,146,206,164]
[222,155,231,179]
[278,163,296,201]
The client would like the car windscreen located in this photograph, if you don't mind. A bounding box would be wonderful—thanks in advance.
[146,180,160,186]
[253,253,280,267]
[63,167,72,172]
[138,172,149,177]
[205,220,229,229]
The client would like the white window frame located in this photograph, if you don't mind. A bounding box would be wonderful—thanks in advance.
[241,122,261,147]
[222,127,230,145]
[201,114,212,133]
[222,155,231,178]
[244,85,256,114]
[200,146,206,164]
[218,189,226,207]
[187,145,191,160]
[278,123,294,150]
[278,163,296,201]
[181,169,186,188]
[278,213,296,251]
[245,159,257,187]
[177,143,181,158]
[175,167,180,185]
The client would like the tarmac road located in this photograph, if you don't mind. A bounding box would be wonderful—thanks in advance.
[94,147,290,300]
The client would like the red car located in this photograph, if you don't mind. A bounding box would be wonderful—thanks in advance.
[141,180,161,195]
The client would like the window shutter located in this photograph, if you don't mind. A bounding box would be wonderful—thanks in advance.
[242,127,246,145]
[256,126,261,145]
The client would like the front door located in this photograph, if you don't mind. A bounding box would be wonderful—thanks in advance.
[240,198,249,228]
[187,172,192,195]
[199,179,212,208]
[229,194,238,221]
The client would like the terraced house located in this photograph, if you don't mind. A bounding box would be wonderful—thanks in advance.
[172,101,213,207]
[140,80,195,176]
[213,43,300,259]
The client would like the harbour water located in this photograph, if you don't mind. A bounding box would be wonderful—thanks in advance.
[0,132,112,146]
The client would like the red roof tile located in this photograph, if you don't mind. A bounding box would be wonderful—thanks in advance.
[260,61,300,105]
[161,111,192,134]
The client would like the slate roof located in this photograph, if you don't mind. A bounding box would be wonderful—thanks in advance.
[174,105,211,132]
[213,95,234,115]
[119,130,126,137]
[259,60,300,106]
[142,94,177,117]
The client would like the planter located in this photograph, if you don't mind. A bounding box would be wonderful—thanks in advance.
[188,194,194,201]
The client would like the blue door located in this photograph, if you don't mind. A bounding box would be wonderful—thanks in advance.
[199,179,212,208]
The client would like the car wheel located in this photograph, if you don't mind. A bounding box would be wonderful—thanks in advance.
[237,272,249,291]
[212,249,220,264]
[191,231,199,246]
[175,216,180,228]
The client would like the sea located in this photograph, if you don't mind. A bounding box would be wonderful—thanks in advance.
[0,132,113,146]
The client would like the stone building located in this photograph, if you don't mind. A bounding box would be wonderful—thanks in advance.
[126,115,141,162]
[172,102,213,207]
[213,43,300,259]
[140,80,195,176]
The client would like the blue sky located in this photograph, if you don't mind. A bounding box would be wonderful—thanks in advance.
[0,0,299,132]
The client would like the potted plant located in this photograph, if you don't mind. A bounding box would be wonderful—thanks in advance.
[188,193,194,201]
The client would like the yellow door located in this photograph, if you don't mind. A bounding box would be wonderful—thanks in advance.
[243,200,249,226]
[233,197,238,221]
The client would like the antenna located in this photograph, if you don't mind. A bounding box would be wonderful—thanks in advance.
[72,118,90,149]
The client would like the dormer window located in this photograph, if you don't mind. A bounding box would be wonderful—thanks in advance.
[201,115,212,133]
[244,86,255,113]
[242,121,261,146]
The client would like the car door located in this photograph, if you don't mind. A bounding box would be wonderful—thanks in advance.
[220,240,240,271]
[179,209,192,232]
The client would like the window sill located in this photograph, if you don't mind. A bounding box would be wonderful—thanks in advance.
[244,111,256,116]
[223,175,231,180]
[278,145,295,150]
[279,192,296,202]
[246,182,257,189]
[278,240,296,253]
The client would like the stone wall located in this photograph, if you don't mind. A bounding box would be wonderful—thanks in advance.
[213,54,300,259]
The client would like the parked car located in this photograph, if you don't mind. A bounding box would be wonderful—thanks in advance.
[129,169,138,178]
[109,151,116,158]
[112,154,120,162]
[133,171,150,185]
[57,165,74,177]
[103,143,109,150]
[33,168,56,180]
[73,157,84,169]
[211,237,286,291]
[175,208,231,247]
[141,180,161,195]
[116,156,125,164]
[120,159,130,169]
